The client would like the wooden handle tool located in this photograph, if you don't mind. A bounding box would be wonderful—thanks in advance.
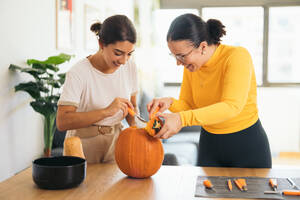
[269,178,278,191]
[283,190,300,196]
[237,179,248,191]
[234,179,244,191]
[265,190,300,196]
[227,179,232,191]
[128,107,136,116]
[203,179,214,190]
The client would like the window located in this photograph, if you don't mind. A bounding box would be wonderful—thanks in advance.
[268,6,300,83]
[153,9,199,83]
[202,7,264,85]
[155,3,300,87]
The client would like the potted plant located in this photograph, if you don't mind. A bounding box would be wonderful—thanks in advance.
[9,53,73,157]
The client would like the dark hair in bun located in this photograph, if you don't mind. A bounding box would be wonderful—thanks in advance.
[167,13,226,46]
[90,15,136,46]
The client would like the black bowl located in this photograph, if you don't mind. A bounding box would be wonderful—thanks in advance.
[32,156,86,190]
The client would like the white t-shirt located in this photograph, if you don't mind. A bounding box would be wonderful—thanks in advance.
[58,57,138,126]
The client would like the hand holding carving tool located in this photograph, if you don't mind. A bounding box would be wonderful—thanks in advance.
[128,107,147,128]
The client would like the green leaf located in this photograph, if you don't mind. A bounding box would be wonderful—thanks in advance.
[30,99,57,117]
[9,64,22,71]
[58,73,66,84]
[9,64,45,79]
[47,79,60,88]
[31,63,47,70]
[31,63,59,73]
[45,53,72,65]
[27,53,73,65]
[45,64,59,72]
[15,81,49,99]
[40,77,61,88]
[46,95,60,103]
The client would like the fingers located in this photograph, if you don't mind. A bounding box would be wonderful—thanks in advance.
[147,99,154,112]
[119,98,134,110]
[153,113,167,138]
[148,100,160,119]
[119,102,128,118]
[154,126,172,139]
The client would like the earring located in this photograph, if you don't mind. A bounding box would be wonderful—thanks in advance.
[202,51,206,55]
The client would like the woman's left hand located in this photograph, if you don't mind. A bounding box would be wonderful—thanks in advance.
[154,113,182,139]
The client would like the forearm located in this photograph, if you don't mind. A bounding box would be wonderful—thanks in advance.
[57,108,111,131]
[179,101,242,127]
[169,98,192,113]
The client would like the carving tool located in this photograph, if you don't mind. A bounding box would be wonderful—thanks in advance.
[264,190,300,196]
[128,107,147,128]
[237,179,248,191]
[269,178,278,191]
[203,179,214,190]
[227,179,232,191]
[287,178,300,190]
[234,179,244,191]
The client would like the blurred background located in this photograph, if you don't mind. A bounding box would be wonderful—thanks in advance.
[1,0,300,181]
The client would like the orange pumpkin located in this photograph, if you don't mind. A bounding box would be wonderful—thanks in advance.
[115,126,164,178]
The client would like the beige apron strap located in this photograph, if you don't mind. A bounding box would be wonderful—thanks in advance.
[72,126,99,138]
[102,123,123,163]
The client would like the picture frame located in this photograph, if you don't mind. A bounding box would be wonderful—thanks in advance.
[56,0,73,50]
[84,4,102,51]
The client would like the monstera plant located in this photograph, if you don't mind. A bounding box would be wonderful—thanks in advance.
[9,53,72,157]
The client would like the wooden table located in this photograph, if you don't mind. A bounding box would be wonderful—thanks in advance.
[1,163,300,200]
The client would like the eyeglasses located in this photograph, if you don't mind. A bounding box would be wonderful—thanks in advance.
[169,48,195,63]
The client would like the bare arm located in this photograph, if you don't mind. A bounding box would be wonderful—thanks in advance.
[56,97,134,131]
[56,106,110,131]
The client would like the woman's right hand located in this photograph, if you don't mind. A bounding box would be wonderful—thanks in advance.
[147,97,173,118]
[106,97,134,118]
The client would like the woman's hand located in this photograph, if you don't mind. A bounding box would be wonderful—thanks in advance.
[154,112,182,139]
[147,97,173,118]
[105,97,134,118]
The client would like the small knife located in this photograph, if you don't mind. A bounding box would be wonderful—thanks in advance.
[269,179,278,191]
[265,190,300,196]
[287,178,300,190]
[128,108,147,128]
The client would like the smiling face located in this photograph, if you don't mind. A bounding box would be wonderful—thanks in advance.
[168,40,208,72]
[101,40,135,69]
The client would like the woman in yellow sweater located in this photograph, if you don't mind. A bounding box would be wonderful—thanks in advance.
[148,13,271,168]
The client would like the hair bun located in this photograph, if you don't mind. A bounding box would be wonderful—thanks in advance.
[90,22,102,35]
[207,19,226,44]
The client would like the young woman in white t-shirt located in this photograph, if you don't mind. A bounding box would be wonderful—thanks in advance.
[56,15,138,163]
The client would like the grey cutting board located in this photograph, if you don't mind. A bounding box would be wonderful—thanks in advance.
[195,176,300,199]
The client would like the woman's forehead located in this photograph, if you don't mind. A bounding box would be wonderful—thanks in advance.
[109,41,135,53]
[168,40,193,53]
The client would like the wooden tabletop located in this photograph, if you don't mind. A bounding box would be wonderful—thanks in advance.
[1,163,300,200]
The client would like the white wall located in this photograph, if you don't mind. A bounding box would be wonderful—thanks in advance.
[0,0,135,182]
[162,86,300,155]
[0,0,56,182]
[257,87,300,154]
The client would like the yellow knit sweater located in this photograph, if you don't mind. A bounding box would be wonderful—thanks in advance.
[169,44,258,134]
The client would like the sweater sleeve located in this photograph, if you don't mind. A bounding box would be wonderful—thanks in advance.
[169,68,194,112]
[179,48,253,127]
